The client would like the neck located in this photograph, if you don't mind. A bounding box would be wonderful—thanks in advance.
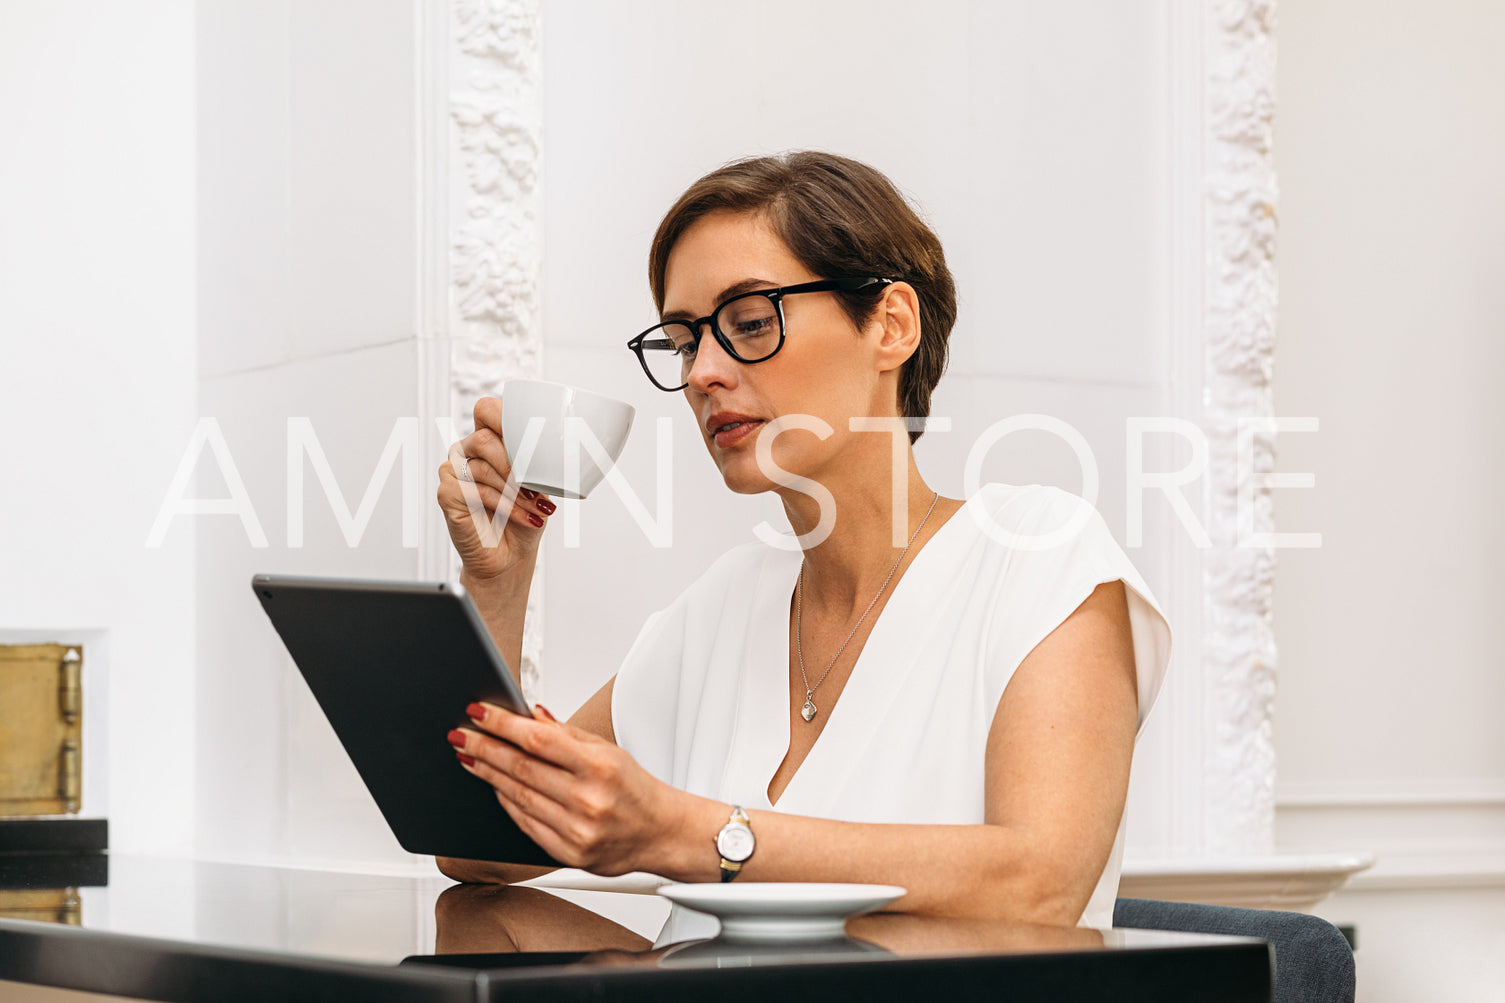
[781,459,940,615]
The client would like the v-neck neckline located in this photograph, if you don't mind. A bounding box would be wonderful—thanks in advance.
[747,491,983,809]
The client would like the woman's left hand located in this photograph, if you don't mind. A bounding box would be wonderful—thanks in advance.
[450,702,686,877]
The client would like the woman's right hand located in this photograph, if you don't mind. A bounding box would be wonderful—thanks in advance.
[437,396,557,585]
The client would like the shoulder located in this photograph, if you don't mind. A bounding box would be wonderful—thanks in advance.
[662,539,783,615]
[696,538,778,586]
[963,481,1140,600]
[965,483,1172,732]
[611,537,790,775]
[970,482,1102,535]
[619,538,787,654]
[957,483,1115,610]
[958,483,1115,563]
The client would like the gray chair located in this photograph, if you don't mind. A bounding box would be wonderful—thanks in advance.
[1114,898,1355,1003]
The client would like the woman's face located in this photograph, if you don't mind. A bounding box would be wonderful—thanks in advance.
[660,210,898,496]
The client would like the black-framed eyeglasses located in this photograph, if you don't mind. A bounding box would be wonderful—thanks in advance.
[626,277,893,392]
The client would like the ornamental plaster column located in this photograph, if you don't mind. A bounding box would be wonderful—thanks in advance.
[417,0,546,699]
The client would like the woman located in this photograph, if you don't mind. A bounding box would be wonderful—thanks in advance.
[435,152,1170,938]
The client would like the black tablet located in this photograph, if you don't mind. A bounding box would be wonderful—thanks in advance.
[251,574,556,866]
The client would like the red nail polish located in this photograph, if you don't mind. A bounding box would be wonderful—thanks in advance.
[457,753,476,767]
[446,729,467,749]
[528,513,544,527]
[466,702,486,722]
[536,498,557,515]
[521,488,537,499]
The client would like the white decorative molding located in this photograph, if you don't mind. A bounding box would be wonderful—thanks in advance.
[1340,853,1505,892]
[1194,0,1281,855]
[450,0,543,370]
[1151,0,1281,860]
[424,0,545,698]
[1156,0,1212,858]
[1275,780,1505,892]
[1120,852,1373,912]
[1276,779,1505,808]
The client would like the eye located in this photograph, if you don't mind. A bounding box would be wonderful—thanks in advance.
[720,297,779,339]
[733,316,775,337]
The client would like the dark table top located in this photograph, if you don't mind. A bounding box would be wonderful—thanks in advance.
[0,854,1271,1002]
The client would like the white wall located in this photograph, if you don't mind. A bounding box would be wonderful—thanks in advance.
[193,0,435,870]
[1273,0,1505,999]
[0,1,197,854]
[536,0,1181,857]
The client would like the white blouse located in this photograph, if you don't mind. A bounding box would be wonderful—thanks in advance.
[611,483,1171,943]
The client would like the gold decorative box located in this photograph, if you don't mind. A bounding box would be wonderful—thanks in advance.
[0,644,83,817]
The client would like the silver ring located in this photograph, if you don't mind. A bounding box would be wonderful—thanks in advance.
[455,456,475,482]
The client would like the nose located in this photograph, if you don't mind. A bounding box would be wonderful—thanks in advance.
[684,323,740,395]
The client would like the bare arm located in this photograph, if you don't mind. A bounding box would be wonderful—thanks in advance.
[435,394,599,884]
[437,396,556,682]
[454,580,1141,925]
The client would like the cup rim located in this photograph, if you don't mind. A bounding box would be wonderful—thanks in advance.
[502,378,635,414]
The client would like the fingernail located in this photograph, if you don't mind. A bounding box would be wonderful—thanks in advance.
[528,513,544,527]
[535,704,558,722]
[446,729,467,749]
[465,702,486,722]
[456,753,476,767]
[536,498,557,515]
[520,488,537,499]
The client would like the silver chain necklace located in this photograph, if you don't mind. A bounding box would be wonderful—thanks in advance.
[795,491,941,723]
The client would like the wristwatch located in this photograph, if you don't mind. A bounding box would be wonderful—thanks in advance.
[714,805,755,882]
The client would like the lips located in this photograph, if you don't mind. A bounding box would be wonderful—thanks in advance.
[705,411,765,448]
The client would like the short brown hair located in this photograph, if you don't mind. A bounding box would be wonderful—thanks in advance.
[648,151,956,444]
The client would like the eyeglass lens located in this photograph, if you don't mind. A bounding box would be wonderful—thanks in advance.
[637,293,783,390]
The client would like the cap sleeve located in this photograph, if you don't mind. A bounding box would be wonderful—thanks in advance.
[977,485,1172,732]
[609,607,680,781]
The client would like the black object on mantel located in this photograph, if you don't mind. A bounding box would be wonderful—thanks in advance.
[0,817,108,855]
[0,817,109,890]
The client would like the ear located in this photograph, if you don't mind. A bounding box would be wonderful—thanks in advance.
[871,281,922,375]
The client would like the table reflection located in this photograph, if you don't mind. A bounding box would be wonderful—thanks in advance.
[0,851,107,927]
[433,883,653,956]
[429,880,1107,972]
[657,934,892,968]
[848,912,1105,955]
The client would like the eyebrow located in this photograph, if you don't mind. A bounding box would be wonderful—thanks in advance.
[661,278,777,323]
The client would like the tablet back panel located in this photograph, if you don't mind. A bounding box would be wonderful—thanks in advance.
[252,575,555,866]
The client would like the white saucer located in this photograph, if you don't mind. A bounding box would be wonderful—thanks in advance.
[657,882,906,942]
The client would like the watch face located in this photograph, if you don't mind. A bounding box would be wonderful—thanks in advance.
[717,823,755,862]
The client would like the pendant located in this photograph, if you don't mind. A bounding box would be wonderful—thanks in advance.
[801,696,818,722]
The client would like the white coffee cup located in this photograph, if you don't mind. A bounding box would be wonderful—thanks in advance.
[499,379,636,500]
